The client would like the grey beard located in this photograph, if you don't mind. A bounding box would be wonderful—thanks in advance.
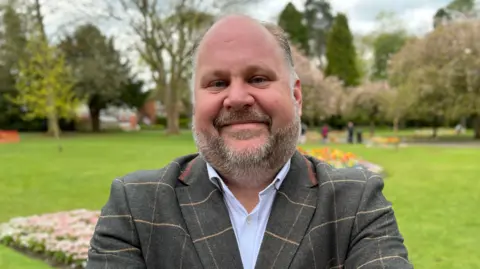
[192,107,301,188]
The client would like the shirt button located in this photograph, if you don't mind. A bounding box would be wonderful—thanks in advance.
[246,216,251,224]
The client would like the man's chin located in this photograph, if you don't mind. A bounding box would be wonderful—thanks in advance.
[221,138,268,158]
[223,135,268,150]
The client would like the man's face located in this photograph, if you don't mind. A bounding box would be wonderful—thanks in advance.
[192,17,302,177]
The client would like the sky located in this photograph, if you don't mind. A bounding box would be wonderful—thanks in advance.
[42,0,455,41]
[248,0,452,35]
[40,0,454,88]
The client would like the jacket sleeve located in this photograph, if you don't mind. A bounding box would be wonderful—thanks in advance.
[86,179,147,269]
[345,172,413,269]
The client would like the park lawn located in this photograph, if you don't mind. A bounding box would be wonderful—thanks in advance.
[0,131,479,268]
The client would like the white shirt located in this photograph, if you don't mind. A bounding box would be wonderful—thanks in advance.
[206,160,291,269]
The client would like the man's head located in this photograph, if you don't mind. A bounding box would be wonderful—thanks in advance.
[191,15,303,188]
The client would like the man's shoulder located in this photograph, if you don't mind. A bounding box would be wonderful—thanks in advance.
[115,153,200,185]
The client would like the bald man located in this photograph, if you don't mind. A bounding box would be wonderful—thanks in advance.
[87,15,412,269]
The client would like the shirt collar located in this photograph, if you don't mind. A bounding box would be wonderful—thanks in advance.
[206,159,291,192]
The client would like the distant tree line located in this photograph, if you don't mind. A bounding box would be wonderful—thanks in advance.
[278,0,480,139]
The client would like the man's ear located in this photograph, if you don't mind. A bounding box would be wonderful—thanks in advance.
[293,79,302,117]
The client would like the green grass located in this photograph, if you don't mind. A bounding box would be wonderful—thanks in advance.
[0,131,479,268]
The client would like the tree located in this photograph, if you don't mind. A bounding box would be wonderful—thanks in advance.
[101,0,258,135]
[389,34,454,138]
[439,21,480,139]
[433,8,451,28]
[357,12,409,81]
[106,1,215,134]
[304,0,334,67]
[388,21,480,139]
[116,78,150,111]
[345,81,391,136]
[8,34,79,143]
[325,13,360,87]
[370,12,409,80]
[433,0,477,28]
[59,24,130,132]
[6,0,80,140]
[446,0,476,12]
[278,2,309,54]
[371,33,408,80]
[0,2,27,128]
[387,37,425,133]
[291,45,343,124]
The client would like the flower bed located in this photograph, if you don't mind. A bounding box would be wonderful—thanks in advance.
[0,209,99,268]
[298,147,384,174]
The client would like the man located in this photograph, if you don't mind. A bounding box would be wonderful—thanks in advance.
[321,124,329,144]
[347,121,355,144]
[299,122,307,144]
[87,15,412,269]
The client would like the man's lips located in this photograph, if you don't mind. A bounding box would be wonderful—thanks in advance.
[221,120,268,128]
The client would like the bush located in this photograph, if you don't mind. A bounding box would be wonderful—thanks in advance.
[155,116,190,129]
[140,124,164,131]
[179,118,190,129]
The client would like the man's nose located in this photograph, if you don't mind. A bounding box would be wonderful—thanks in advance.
[223,80,254,110]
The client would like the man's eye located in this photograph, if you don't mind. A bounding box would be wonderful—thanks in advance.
[209,80,228,89]
[250,76,268,85]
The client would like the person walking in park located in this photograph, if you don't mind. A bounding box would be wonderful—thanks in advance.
[347,121,355,144]
[87,15,412,269]
[299,122,308,144]
[321,124,329,144]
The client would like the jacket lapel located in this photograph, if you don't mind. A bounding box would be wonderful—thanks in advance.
[255,151,319,269]
[175,155,243,269]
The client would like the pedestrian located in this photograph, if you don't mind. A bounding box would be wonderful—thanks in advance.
[347,121,355,144]
[321,124,329,144]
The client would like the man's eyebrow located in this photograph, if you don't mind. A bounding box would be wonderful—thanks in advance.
[200,69,230,78]
[244,64,278,78]
[199,64,279,79]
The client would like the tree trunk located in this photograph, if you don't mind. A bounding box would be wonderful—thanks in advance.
[473,114,480,140]
[432,126,438,138]
[47,113,62,152]
[393,117,399,135]
[369,120,375,137]
[432,115,439,138]
[166,102,180,134]
[33,0,47,39]
[46,92,62,152]
[369,108,378,137]
[164,81,180,135]
[47,111,60,137]
[89,106,101,132]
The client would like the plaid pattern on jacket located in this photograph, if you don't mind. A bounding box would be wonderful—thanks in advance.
[86,151,412,269]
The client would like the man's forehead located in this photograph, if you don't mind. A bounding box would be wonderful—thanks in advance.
[197,16,278,55]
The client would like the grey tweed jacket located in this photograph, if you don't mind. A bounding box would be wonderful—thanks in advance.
[87,151,412,269]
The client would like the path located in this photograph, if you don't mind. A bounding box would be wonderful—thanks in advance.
[407,142,480,148]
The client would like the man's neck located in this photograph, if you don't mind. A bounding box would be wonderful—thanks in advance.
[218,161,288,212]
[223,172,275,213]
[206,157,292,213]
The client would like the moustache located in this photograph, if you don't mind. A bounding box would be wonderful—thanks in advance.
[214,109,272,129]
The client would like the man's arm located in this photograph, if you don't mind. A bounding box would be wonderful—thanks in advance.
[345,172,413,268]
[86,179,146,269]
